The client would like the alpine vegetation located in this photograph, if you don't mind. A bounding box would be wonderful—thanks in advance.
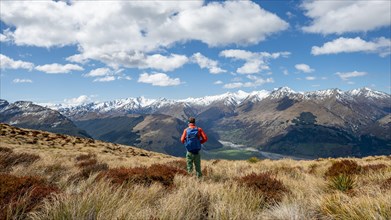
[1,124,391,219]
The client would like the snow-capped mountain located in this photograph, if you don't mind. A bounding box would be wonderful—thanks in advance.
[0,100,90,138]
[181,90,250,106]
[3,87,389,158]
[46,87,390,121]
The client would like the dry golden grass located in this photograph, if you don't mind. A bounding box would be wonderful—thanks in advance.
[1,123,391,220]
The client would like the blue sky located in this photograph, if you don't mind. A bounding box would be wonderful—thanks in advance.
[1,0,390,105]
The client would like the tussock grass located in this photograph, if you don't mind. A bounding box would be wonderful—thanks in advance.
[236,172,289,204]
[0,174,59,219]
[0,150,40,171]
[382,177,391,190]
[2,124,391,219]
[97,163,187,187]
[4,154,391,220]
[325,159,362,177]
[247,157,260,163]
[328,174,356,193]
[320,192,391,220]
[0,147,13,153]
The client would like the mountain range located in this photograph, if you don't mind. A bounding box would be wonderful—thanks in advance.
[1,87,390,158]
[0,99,90,138]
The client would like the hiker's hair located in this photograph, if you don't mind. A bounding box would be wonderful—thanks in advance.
[188,117,196,124]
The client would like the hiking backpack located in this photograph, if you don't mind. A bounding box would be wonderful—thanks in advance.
[184,127,201,154]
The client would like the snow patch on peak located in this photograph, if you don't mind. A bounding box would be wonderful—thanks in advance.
[274,87,296,93]
[347,87,389,99]
[270,87,296,99]
[247,90,270,102]
[305,88,342,98]
[234,90,250,99]
[92,96,157,112]
[180,90,250,106]
[13,101,33,108]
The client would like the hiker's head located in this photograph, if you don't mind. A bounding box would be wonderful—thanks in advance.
[188,117,196,124]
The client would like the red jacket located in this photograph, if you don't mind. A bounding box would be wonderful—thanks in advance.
[180,123,208,144]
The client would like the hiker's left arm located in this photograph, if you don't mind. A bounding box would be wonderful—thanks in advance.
[199,128,208,144]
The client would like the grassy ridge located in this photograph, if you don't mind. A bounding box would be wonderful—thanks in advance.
[1,123,391,219]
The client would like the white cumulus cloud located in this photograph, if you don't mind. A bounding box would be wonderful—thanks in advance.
[35,63,83,74]
[214,80,223,85]
[83,67,130,82]
[79,52,188,72]
[13,78,32,83]
[223,75,273,89]
[0,1,77,47]
[138,72,181,87]
[84,68,111,77]
[223,82,243,89]
[191,53,226,74]
[145,54,188,72]
[220,49,290,74]
[312,37,391,57]
[0,33,8,42]
[295,64,314,73]
[93,76,116,82]
[64,95,92,106]
[301,1,391,34]
[336,71,367,81]
[305,76,316,81]
[1,1,288,69]
[158,1,288,47]
[0,54,34,70]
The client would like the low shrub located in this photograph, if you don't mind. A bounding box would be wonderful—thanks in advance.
[328,174,356,193]
[79,163,109,179]
[308,163,318,174]
[202,166,210,177]
[17,131,28,136]
[381,177,391,190]
[247,157,260,163]
[0,147,12,153]
[77,159,98,168]
[165,159,187,171]
[44,164,69,184]
[236,172,289,204]
[211,159,221,165]
[69,160,109,183]
[30,131,40,137]
[324,160,362,177]
[144,164,188,187]
[98,163,187,187]
[74,138,83,144]
[361,164,388,172]
[0,174,59,219]
[274,166,304,180]
[0,152,40,171]
[97,166,146,185]
[75,153,96,162]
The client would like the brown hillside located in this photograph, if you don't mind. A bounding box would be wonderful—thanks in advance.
[1,123,391,219]
[0,123,171,166]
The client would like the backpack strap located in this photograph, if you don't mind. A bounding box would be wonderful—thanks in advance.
[186,127,198,139]
[186,127,192,139]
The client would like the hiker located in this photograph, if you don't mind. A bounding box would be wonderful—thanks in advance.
[180,117,208,178]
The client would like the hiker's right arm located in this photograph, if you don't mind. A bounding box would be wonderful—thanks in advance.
[199,128,208,144]
[180,129,186,143]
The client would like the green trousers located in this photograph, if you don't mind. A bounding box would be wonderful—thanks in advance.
[186,151,202,178]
